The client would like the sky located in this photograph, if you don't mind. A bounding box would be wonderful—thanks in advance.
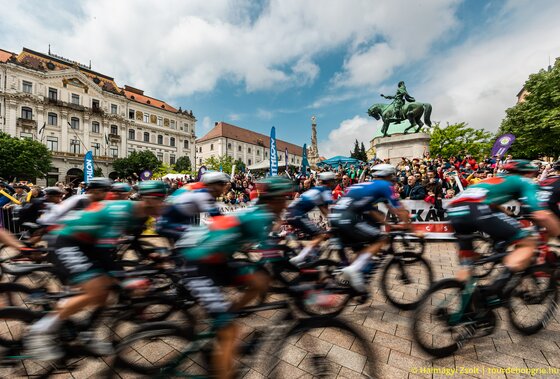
[1,0,559,157]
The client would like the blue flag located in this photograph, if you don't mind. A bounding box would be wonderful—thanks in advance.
[285,148,288,167]
[270,126,278,176]
[302,143,309,176]
[84,151,94,183]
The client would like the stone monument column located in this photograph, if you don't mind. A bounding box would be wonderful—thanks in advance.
[307,115,320,167]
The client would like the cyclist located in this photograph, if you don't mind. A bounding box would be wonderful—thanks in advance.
[177,176,292,379]
[25,180,167,361]
[330,164,411,296]
[448,159,560,296]
[156,171,229,241]
[106,182,132,200]
[18,186,65,226]
[539,159,560,221]
[38,177,112,226]
[287,171,337,267]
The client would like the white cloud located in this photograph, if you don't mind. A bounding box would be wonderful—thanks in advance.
[201,116,213,133]
[228,113,242,121]
[418,0,560,131]
[0,0,460,100]
[256,108,273,120]
[318,115,377,157]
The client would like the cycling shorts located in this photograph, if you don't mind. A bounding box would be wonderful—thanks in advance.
[329,209,382,248]
[48,236,118,285]
[448,202,530,267]
[286,211,321,237]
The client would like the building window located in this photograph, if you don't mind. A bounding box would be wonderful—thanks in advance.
[248,159,252,165]
[238,145,241,152]
[265,151,268,158]
[170,155,176,165]
[157,135,163,144]
[48,112,58,125]
[248,148,251,154]
[91,121,100,133]
[91,143,100,156]
[257,149,260,155]
[170,120,176,129]
[70,139,80,154]
[157,153,163,161]
[70,117,79,130]
[170,137,175,147]
[128,129,135,140]
[92,99,100,110]
[184,123,189,132]
[110,125,118,135]
[48,87,57,100]
[128,148,134,156]
[111,104,118,114]
[143,113,149,123]
[199,147,202,153]
[20,132,33,140]
[129,109,135,119]
[227,143,232,150]
[22,81,32,93]
[210,143,214,150]
[21,107,33,119]
[71,94,80,105]
[144,132,150,142]
[110,146,118,157]
[184,140,189,149]
[46,136,58,151]
[157,117,163,126]
[291,157,294,163]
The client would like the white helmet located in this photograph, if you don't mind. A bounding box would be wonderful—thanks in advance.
[318,172,336,182]
[201,172,230,185]
[371,164,396,177]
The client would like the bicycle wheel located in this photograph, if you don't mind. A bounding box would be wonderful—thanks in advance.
[113,321,200,376]
[0,282,43,309]
[264,316,377,378]
[508,265,558,335]
[412,279,474,358]
[380,252,433,310]
[391,234,426,256]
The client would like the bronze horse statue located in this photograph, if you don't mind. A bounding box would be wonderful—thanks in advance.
[368,101,432,137]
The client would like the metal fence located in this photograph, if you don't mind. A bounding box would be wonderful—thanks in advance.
[0,207,22,235]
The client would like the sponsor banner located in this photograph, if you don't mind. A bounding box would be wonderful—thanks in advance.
[270,126,278,176]
[491,133,516,157]
[201,199,524,240]
[83,151,94,183]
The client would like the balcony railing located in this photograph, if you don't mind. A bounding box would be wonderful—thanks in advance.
[92,106,104,115]
[67,102,85,112]
[108,133,121,141]
[16,118,37,128]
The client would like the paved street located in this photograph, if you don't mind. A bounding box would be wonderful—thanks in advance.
[2,242,560,378]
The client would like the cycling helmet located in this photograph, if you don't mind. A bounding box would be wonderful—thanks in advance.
[503,159,538,174]
[371,164,396,177]
[111,182,132,193]
[86,177,113,190]
[201,172,230,185]
[137,180,167,197]
[256,177,293,198]
[44,187,64,196]
[553,160,560,170]
[318,172,336,182]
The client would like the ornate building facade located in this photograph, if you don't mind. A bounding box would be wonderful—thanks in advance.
[0,47,196,185]
[196,121,302,169]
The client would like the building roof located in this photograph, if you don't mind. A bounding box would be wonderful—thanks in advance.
[1,47,191,116]
[197,121,303,156]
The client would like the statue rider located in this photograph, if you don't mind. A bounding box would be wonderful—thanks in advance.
[380,81,415,122]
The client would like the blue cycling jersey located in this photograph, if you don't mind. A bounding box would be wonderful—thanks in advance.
[288,186,333,215]
[333,180,401,213]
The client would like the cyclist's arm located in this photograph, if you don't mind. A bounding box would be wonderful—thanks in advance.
[520,177,560,237]
[0,227,23,249]
[38,195,86,225]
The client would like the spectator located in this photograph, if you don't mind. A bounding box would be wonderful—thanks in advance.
[401,175,427,200]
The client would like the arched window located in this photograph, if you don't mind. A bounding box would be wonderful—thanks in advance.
[184,140,189,149]
[110,124,118,135]
[91,121,100,133]
[157,135,163,144]
[21,107,33,119]
[70,117,79,130]
[170,137,175,147]
[47,112,58,125]
[210,144,214,150]
[128,129,135,140]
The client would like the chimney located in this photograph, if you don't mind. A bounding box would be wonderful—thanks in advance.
[215,122,218,126]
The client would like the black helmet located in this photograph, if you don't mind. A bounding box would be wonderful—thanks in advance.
[86,177,113,190]
[553,160,560,171]
[44,187,64,196]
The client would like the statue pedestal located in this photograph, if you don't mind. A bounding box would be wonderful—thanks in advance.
[371,132,430,164]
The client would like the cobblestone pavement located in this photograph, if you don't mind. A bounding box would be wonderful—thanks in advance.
[2,242,560,378]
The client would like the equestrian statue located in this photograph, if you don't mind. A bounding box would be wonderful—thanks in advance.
[368,81,432,137]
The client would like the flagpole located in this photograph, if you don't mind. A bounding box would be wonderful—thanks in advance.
[67,122,88,152]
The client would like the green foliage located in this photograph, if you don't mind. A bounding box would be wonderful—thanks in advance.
[0,132,52,181]
[174,156,192,173]
[112,150,161,178]
[233,158,246,173]
[349,139,368,161]
[429,122,494,159]
[153,163,178,179]
[499,59,560,159]
[204,155,242,174]
[93,167,103,177]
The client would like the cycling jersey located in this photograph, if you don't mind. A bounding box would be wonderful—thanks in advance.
[332,180,401,214]
[450,175,544,212]
[38,194,92,226]
[156,186,220,239]
[539,175,560,219]
[287,186,332,215]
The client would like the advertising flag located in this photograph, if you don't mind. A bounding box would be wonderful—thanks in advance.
[285,147,288,167]
[83,151,95,183]
[491,133,516,157]
[269,126,278,176]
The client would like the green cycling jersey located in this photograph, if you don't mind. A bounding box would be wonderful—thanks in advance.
[178,204,275,262]
[51,200,141,247]
[451,174,544,212]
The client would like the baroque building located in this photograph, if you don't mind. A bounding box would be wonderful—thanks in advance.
[0,47,196,185]
[196,121,302,169]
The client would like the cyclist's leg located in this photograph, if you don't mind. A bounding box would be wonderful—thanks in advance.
[448,204,477,282]
[288,213,324,265]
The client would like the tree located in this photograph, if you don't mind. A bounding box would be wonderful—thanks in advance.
[203,155,237,174]
[93,167,103,177]
[429,122,494,159]
[359,142,368,162]
[499,58,560,159]
[153,163,177,179]
[350,139,360,159]
[233,158,246,173]
[174,156,192,173]
[0,132,52,182]
[112,150,161,178]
